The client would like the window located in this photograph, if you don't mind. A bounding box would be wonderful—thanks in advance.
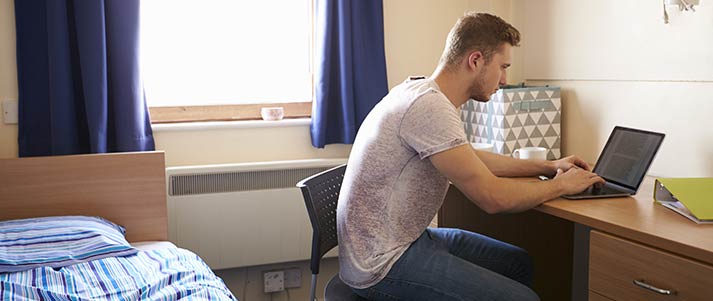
[140,0,313,123]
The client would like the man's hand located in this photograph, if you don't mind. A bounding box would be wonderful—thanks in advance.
[550,155,592,175]
[552,167,605,195]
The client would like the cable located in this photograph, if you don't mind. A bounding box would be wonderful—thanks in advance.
[285,288,291,301]
[241,267,248,301]
[663,0,669,24]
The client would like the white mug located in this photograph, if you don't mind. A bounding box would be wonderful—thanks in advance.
[512,147,548,160]
[471,142,494,152]
[261,107,284,121]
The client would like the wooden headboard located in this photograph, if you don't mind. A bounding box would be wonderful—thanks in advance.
[0,151,167,242]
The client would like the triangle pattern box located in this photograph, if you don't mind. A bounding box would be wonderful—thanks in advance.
[461,85,561,160]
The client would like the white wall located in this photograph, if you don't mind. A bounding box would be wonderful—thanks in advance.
[154,123,351,167]
[512,0,713,177]
[214,258,339,301]
[384,0,516,87]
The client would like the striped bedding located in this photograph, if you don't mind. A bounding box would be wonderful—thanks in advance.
[0,247,237,300]
[0,216,137,273]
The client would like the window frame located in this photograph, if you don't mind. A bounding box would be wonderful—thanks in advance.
[149,102,312,124]
[144,0,315,124]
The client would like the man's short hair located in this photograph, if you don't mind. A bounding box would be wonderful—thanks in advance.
[440,12,521,68]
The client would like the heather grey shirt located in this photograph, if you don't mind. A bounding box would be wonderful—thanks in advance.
[337,78,468,289]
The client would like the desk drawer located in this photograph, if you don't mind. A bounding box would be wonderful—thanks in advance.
[590,230,713,301]
[589,290,614,301]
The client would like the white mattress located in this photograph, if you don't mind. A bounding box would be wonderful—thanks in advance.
[131,241,177,252]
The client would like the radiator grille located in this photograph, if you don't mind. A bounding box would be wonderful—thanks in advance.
[169,167,331,196]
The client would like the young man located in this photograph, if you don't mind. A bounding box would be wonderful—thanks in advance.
[336,12,604,300]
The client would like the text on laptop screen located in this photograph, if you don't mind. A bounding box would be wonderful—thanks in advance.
[594,128,665,189]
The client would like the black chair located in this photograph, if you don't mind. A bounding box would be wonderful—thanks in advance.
[297,164,367,301]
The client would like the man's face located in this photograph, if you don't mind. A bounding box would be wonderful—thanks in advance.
[469,43,512,102]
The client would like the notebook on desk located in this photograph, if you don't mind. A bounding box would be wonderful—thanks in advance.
[563,126,665,200]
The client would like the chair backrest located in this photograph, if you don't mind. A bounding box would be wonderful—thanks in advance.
[296,164,347,275]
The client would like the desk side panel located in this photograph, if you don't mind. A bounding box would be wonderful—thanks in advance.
[439,186,575,301]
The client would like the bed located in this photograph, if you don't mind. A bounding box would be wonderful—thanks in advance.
[0,151,237,300]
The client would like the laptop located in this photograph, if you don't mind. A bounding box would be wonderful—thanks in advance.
[563,126,665,200]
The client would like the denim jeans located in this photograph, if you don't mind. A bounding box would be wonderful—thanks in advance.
[352,228,540,301]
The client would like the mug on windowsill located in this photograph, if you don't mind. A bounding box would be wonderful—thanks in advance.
[261,107,284,121]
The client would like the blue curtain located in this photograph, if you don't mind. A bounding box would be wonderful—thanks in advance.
[14,0,154,157]
[312,0,388,148]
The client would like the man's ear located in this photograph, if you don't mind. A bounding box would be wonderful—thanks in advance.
[467,51,484,70]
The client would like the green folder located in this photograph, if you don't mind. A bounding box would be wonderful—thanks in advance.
[655,178,713,220]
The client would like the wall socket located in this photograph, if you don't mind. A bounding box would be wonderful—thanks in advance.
[263,270,284,293]
[284,267,302,288]
[2,99,18,124]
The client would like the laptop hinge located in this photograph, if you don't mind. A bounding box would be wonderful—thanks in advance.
[604,181,637,194]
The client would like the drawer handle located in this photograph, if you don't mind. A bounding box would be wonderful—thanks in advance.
[633,280,676,295]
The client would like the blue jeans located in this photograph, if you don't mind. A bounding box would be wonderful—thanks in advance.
[352,228,539,301]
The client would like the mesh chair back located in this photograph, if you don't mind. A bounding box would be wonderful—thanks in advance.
[296,164,347,275]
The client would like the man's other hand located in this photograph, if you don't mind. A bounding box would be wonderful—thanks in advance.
[551,155,592,174]
[553,167,605,195]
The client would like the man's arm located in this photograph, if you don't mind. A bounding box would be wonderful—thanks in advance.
[473,148,593,178]
[472,149,551,177]
[430,144,604,214]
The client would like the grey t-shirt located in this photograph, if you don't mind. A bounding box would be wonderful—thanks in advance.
[337,78,468,288]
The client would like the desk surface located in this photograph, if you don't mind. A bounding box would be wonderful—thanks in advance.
[535,176,713,265]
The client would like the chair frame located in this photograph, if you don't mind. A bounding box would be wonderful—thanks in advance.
[296,164,348,301]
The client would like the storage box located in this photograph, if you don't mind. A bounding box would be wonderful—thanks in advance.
[461,85,561,160]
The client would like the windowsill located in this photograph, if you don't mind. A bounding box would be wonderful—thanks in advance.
[151,118,311,132]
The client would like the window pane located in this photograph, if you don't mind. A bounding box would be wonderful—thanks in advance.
[140,0,311,107]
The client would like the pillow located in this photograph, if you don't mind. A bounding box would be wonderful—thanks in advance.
[0,216,138,273]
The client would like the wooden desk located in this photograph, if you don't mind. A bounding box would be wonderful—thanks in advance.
[439,177,713,301]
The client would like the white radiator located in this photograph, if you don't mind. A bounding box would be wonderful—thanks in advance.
[166,158,347,269]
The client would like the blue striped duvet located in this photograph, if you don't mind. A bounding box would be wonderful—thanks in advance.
[0,247,237,301]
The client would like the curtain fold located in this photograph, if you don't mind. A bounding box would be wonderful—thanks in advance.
[14,0,154,157]
[311,0,388,148]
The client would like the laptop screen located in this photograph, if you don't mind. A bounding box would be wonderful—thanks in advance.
[593,126,665,191]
